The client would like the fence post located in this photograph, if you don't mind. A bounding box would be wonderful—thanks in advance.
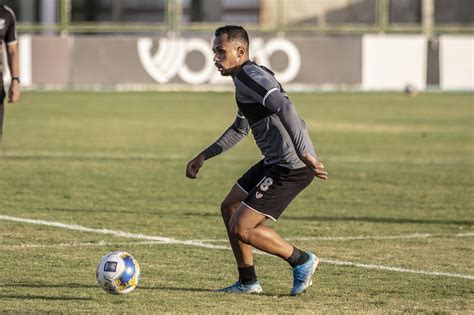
[174,0,182,34]
[60,0,71,35]
[377,0,389,33]
[166,0,181,35]
[276,0,284,33]
[422,0,434,37]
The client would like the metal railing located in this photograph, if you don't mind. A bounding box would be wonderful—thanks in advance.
[15,0,474,35]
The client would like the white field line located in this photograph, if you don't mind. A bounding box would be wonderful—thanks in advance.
[321,259,474,280]
[0,215,227,250]
[457,232,474,237]
[1,214,473,281]
[1,151,471,165]
[3,240,474,282]
[0,240,166,250]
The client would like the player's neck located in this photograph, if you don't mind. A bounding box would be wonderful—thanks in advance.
[231,58,250,78]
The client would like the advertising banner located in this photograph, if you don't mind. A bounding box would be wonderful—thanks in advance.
[21,35,362,89]
[16,34,473,91]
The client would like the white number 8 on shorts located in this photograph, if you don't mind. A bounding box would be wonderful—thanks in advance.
[259,177,273,191]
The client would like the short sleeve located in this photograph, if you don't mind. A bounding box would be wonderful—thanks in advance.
[4,7,17,44]
[234,65,280,107]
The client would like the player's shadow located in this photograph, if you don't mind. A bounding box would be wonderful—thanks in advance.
[5,283,291,298]
[139,285,214,293]
[139,286,291,297]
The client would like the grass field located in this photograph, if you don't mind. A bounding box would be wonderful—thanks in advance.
[0,91,472,313]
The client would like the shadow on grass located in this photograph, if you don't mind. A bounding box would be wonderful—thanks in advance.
[25,206,158,215]
[22,207,473,226]
[4,282,293,298]
[24,207,217,216]
[0,283,97,301]
[0,294,92,301]
[139,286,292,298]
[282,215,473,226]
[0,282,97,289]
[139,286,213,293]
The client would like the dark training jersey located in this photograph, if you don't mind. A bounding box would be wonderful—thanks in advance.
[202,60,317,169]
[0,5,17,91]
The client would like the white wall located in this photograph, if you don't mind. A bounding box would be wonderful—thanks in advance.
[439,36,474,90]
[362,35,427,91]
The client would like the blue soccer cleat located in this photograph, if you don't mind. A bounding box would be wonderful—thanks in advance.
[216,280,263,294]
[290,252,320,296]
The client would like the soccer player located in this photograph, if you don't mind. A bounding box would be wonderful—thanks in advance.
[186,25,327,296]
[0,4,20,144]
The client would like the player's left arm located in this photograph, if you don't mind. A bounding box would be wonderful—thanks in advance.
[7,42,20,103]
[5,10,20,103]
[264,90,327,180]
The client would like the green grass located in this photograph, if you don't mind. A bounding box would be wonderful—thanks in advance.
[0,91,472,313]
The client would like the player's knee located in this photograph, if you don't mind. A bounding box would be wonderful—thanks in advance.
[230,222,250,243]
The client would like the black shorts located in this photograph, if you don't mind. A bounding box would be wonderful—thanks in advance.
[236,160,314,221]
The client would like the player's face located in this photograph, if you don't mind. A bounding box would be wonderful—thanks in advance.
[212,34,243,77]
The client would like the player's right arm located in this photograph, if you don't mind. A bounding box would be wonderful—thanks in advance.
[186,154,205,179]
[186,112,249,179]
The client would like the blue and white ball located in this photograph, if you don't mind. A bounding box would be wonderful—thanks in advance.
[96,251,140,294]
[404,84,418,96]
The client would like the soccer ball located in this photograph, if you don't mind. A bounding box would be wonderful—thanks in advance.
[404,84,418,96]
[96,251,140,294]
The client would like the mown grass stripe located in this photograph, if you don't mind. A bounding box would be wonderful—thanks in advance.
[1,214,472,281]
[1,151,471,165]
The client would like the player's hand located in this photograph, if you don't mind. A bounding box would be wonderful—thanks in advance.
[302,153,328,180]
[186,154,205,179]
[8,80,20,103]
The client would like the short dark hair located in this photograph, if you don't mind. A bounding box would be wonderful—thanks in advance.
[215,25,249,49]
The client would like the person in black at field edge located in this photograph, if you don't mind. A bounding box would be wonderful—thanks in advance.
[186,25,328,296]
[0,4,20,145]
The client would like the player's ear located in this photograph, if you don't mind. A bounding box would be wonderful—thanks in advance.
[237,46,246,59]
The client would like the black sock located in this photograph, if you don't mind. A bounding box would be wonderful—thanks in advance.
[285,247,309,268]
[238,266,257,285]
